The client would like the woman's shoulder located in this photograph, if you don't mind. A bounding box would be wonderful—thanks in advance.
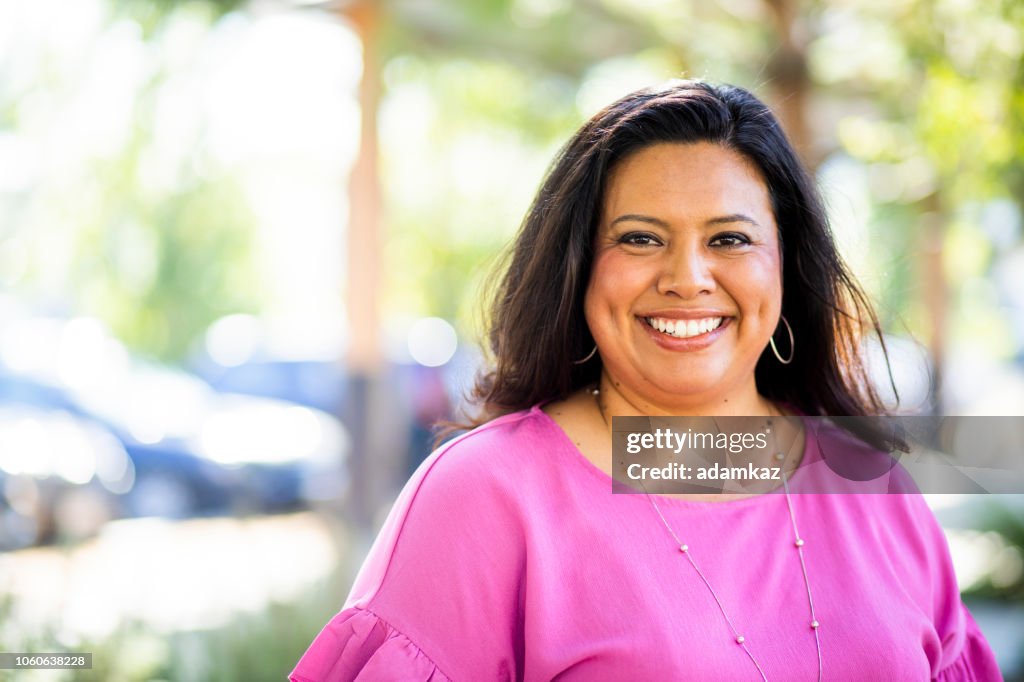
[345,406,563,601]
[330,408,561,678]
[417,404,567,488]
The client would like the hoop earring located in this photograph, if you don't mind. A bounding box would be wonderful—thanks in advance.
[769,315,795,365]
[573,345,598,365]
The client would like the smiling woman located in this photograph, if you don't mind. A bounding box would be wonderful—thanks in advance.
[291,81,1002,681]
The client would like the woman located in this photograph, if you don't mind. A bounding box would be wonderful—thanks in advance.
[291,81,1001,680]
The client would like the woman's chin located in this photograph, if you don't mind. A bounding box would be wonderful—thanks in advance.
[639,380,730,409]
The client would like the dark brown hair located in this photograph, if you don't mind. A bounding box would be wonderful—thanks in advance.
[444,80,895,442]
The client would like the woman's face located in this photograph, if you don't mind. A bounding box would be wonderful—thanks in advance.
[584,142,782,410]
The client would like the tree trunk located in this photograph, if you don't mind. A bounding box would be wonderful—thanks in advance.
[763,0,815,169]
[920,193,947,413]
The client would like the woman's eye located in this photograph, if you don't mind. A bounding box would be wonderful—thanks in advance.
[619,232,659,247]
[709,232,751,247]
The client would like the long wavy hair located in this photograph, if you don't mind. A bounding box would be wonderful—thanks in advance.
[446,80,895,442]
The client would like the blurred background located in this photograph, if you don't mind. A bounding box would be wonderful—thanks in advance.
[0,0,1022,679]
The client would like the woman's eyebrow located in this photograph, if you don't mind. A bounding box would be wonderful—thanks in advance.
[609,214,670,228]
[706,213,761,227]
[609,213,762,228]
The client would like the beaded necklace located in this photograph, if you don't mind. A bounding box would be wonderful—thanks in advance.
[592,387,823,681]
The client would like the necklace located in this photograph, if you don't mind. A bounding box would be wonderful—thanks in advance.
[591,386,824,681]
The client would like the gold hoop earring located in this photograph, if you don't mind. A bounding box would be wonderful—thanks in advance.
[573,345,598,365]
[769,315,795,365]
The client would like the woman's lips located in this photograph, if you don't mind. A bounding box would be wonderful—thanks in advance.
[637,315,732,350]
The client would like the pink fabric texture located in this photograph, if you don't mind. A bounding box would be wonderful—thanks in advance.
[291,406,1003,681]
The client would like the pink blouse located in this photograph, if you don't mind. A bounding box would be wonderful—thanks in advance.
[291,406,1003,681]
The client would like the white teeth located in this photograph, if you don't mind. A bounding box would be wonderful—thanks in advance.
[645,316,723,339]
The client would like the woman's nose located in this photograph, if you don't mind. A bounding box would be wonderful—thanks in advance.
[656,246,716,299]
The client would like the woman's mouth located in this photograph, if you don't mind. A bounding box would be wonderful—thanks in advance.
[642,316,724,339]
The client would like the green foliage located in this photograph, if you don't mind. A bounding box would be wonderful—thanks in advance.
[964,501,1024,604]
[382,0,673,80]
[0,577,348,682]
[75,174,261,361]
[378,55,580,334]
[0,0,262,362]
[156,594,342,682]
[64,90,260,361]
[110,0,246,36]
[812,0,1024,357]
[375,2,702,336]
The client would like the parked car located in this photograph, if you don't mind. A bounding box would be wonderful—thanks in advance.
[0,404,129,548]
[0,316,350,541]
[198,358,348,416]
[66,356,350,517]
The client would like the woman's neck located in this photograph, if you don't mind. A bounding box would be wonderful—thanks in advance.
[595,371,777,418]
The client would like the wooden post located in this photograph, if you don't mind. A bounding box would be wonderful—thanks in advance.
[339,0,396,530]
[345,0,383,373]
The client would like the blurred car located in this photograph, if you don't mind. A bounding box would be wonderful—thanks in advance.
[0,316,350,538]
[198,358,347,415]
[0,404,130,549]
[194,350,460,469]
[64,355,350,517]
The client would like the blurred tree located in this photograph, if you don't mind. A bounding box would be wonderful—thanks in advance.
[113,0,248,28]
[73,144,261,360]
[812,0,1024,409]
[0,0,264,361]
[763,0,815,165]
[968,501,1024,604]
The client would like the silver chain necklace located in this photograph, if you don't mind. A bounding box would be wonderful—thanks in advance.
[592,387,824,681]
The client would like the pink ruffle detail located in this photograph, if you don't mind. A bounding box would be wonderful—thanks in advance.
[935,607,1004,681]
[290,607,452,682]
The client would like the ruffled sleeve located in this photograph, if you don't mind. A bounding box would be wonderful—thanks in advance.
[289,607,451,682]
[934,603,1003,681]
[291,419,528,681]
[894,493,1004,681]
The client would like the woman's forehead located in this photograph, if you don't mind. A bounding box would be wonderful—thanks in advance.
[602,142,773,227]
